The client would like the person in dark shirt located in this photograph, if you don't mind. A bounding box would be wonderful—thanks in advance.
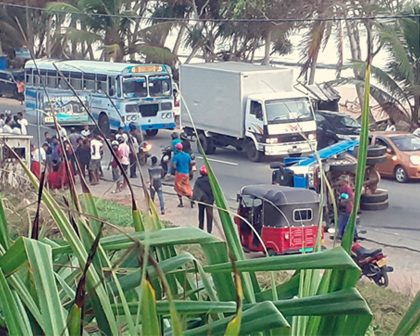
[148,156,165,214]
[193,165,214,233]
[75,138,91,179]
[180,132,192,154]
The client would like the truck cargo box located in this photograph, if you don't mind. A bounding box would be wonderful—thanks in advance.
[180,62,294,138]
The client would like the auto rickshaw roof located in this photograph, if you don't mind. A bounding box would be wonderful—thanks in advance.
[240,185,319,205]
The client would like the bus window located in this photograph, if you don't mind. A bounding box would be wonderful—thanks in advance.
[47,70,57,87]
[25,69,33,85]
[57,71,70,89]
[70,72,82,90]
[149,74,171,97]
[116,76,122,97]
[123,76,147,98]
[84,73,95,91]
[96,74,107,93]
[108,76,116,96]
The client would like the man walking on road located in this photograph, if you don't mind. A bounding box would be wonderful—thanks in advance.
[193,165,214,233]
[172,143,192,207]
[148,156,165,214]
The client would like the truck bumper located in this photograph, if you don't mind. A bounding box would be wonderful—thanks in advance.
[263,141,317,156]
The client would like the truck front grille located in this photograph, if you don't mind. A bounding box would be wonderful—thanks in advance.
[278,133,305,143]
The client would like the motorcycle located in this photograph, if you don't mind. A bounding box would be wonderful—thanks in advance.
[139,142,152,166]
[351,242,394,287]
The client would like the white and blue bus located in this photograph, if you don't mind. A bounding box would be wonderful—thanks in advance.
[24,59,176,136]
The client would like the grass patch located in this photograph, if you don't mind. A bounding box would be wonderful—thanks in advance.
[358,282,419,336]
[94,198,133,227]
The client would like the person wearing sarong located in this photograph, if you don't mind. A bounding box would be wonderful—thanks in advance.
[172,143,192,207]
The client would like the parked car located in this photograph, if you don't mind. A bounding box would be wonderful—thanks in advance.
[0,70,24,99]
[315,110,360,149]
[370,132,420,183]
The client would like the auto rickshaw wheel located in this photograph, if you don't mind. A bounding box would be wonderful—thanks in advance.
[266,249,277,256]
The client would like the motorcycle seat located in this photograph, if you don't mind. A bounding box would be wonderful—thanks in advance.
[354,246,382,258]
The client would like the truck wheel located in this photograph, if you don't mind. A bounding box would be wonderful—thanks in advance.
[146,129,158,137]
[198,133,216,154]
[246,141,262,162]
[361,189,388,204]
[360,200,389,211]
[98,113,110,135]
[366,154,387,165]
[328,157,357,174]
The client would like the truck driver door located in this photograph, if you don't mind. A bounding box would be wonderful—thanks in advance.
[247,100,264,136]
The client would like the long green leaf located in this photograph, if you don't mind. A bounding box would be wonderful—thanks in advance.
[0,269,32,335]
[141,279,161,335]
[393,291,420,336]
[0,199,10,249]
[24,239,68,336]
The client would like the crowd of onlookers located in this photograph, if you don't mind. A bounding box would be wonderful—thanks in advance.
[27,125,215,234]
[0,111,28,135]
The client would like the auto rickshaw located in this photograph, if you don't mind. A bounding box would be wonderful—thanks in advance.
[235,184,323,255]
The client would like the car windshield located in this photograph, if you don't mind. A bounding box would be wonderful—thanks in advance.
[122,76,147,98]
[390,135,420,152]
[148,74,172,97]
[13,71,24,81]
[338,115,360,128]
[265,98,313,124]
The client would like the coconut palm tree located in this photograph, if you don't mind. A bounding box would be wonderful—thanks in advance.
[46,0,134,61]
[375,3,420,125]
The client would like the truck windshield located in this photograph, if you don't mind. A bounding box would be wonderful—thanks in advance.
[149,74,172,97]
[123,76,147,98]
[265,98,313,124]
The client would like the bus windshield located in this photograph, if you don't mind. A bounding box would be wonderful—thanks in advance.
[149,74,172,97]
[265,98,313,124]
[123,76,147,98]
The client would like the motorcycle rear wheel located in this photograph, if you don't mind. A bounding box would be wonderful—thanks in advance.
[373,267,389,287]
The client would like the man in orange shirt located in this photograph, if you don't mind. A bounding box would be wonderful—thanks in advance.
[17,80,25,105]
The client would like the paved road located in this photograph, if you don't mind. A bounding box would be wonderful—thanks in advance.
[2,97,419,251]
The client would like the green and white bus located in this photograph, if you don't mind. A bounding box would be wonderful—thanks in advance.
[24,59,176,136]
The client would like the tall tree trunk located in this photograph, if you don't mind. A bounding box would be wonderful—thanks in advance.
[262,28,272,65]
[413,95,420,127]
[308,47,320,85]
[345,19,365,112]
[185,44,200,64]
[172,24,186,56]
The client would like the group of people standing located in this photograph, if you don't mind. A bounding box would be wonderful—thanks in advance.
[30,125,106,189]
[0,112,28,135]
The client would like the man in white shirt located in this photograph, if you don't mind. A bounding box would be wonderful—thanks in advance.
[17,112,28,135]
[89,135,103,185]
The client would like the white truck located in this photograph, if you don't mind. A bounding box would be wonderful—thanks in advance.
[180,62,317,161]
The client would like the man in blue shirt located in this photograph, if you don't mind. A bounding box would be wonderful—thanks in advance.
[172,143,192,207]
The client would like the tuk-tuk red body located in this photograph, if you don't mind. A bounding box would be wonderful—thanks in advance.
[235,185,323,255]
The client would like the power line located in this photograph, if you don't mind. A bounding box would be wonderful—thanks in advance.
[0,2,419,23]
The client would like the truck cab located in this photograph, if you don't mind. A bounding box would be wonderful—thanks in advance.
[244,92,317,161]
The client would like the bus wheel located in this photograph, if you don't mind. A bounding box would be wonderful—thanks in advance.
[146,129,158,137]
[98,113,110,135]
